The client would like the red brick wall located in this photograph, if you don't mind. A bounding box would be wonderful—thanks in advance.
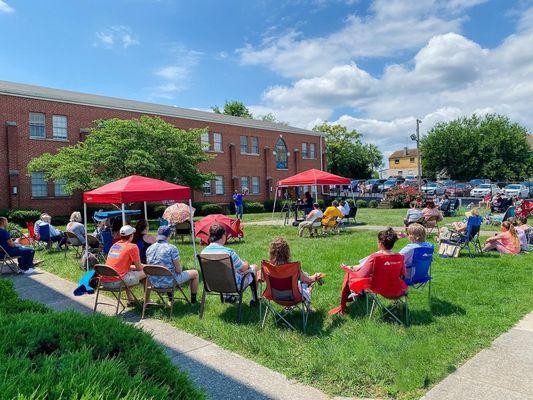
[0,94,323,215]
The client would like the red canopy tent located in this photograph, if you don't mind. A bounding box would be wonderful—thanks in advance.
[273,169,353,220]
[82,175,197,266]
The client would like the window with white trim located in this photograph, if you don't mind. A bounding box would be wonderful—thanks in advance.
[54,179,68,197]
[29,112,46,138]
[302,143,308,158]
[202,180,212,195]
[215,175,224,195]
[310,143,316,159]
[250,136,259,154]
[252,176,260,194]
[240,136,248,154]
[241,176,249,192]
[52,115,68,140]
[201,132,210,151]
[31,172,48,198]
[213,132,222,152]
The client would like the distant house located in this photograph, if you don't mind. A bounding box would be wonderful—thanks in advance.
[386,147,420,178]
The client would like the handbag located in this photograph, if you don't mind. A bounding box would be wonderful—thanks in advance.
[438,240,460,258]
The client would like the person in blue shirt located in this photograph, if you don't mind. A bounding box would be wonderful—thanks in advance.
[399,223,434,281]
[0,217,41,273]
[232,189,245,220]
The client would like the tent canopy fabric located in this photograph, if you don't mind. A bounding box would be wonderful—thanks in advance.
[277,169,351,187]
[83,175,191,204]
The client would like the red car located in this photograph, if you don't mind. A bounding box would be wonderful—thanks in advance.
[445,183,471,196]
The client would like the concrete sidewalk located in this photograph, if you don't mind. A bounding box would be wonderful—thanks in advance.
[7,269,334,400]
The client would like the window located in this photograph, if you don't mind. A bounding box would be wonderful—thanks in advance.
[213,132,222,152]
[215,175,224,195]
[54,179,68,197]
[275,138,288,169]
[52,115,68,140]
[29,112,46,138]
[302,143,308,158]
[241,176,249,192]
[394,159,400,164]
[240,136,248,154]
[202,180,212,195]
[252,176,260,194]
[31,172,48,197]
[250,136,259,154]
[310,143,316,159]
[201,132,210,151]
[410,157,415,163]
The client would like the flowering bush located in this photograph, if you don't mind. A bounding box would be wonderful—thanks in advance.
[385,186,422,208]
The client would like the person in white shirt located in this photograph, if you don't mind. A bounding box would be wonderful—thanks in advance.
[338,200,350,217]
[35,213,66,248]
[298,203,323,237]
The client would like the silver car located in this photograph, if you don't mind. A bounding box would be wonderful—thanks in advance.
[470,183,499,197]
[421,181,445,195]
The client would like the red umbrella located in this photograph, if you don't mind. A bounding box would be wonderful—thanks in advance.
[194,214,244,245]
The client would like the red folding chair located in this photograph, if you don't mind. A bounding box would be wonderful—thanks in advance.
[25,222,43,250]
[260,260,311,333]
[349,253,409,325]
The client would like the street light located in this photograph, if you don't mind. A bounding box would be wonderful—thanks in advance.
[411,119,423,192]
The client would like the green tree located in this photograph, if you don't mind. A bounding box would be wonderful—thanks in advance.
[28,116,213,193]
[257,112,289,126]
[313,122,382,178]
[421,114,532,181]
[212,100,253,118]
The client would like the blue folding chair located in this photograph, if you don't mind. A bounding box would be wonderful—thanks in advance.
[449,215,483,257]
[159,218,169,226]
[487,206,515,226]
[100,230,113,256]
[404,244,434,301]
[38,224,64,252]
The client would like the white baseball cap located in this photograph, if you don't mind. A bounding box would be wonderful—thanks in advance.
[119,225,136,236]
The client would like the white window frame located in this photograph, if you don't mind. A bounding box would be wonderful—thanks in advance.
[54,178,68,197]
[29,112,46,138]
[213,132,222,152]
[252,176,260,194]
[202,180,212,195]
[31,172,48,198]
[52,115,68,140]
[201,132,210,151]
[215,175,224,195]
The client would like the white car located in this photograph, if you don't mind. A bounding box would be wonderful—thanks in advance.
[421,182,446,195]
[502,184,529,198]
[470,183,499,197]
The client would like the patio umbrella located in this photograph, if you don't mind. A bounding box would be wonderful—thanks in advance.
[194,214,243,245]
[163,203,195,224]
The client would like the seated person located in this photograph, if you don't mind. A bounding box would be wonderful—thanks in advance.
[322,200,343,230]
[133,219,156,263]
[303,191,314,215]
[93,219,109,242]
[399,223,433,281]
[479,193,491,209]
[298,203,323,237]
[35,213,66,248]
[404,201,423,226]
[329,228,405,315]
[451,208,480,233]
[490,193,505,213]
[66,211,86,244]
[146,226,199,303]
[268,237,324,303]
[200,223,258,304]
[482,221,520,255]
[514,216,530,251]
[422,200,443,226]
[0,217,42,274]
[102,225,146,302]
[338,200,350,218]
[439,195,451,213]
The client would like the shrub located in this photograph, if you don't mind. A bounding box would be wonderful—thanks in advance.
[368,200,379,208]
[356,199,368,208]
[201,203,223,215]
[346,199,356,208]
[8,209,41,225]
[0,208,9,218]
[386,186,422,208]
[0,280,203,399]
[244,201,264,213]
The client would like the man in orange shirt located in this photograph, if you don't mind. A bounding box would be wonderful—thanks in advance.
[102,225,145,302]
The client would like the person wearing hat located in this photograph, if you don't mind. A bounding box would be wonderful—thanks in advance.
[145,225,199,303]
[102,225,145,302]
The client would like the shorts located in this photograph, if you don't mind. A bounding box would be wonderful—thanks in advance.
[102,270,142,289]
[236,264,256,290]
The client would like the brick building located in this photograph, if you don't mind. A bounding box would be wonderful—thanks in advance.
[0,80,325,216]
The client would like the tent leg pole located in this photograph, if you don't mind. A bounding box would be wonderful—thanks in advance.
[144,201,148,221]
[84,203,89,270]
[271,189,278,222]
[121,203,126,226]
[189,199,198,269]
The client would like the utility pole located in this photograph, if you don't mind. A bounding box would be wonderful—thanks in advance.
[410,119,423,191]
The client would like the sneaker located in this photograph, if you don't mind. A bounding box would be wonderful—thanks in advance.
[23,268,35,274]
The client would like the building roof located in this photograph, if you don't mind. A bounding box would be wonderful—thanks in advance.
[0,80,323,137]
[388,148,419,159]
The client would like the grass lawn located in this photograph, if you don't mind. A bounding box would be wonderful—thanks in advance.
[36,224,533,399]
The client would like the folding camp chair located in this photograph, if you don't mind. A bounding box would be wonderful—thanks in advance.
[64,231,83,258]
[349,253,409,325]
[323,217,342,235]
[38,224,65,252]
[299,216,322,237]
[487,206,515,226]
[448,215,483,257]
[26,222,43,250]
[422,215,440,236]
[345,207,358,225]
[259,260,311,333]
[443,199,460,217]
[172,221,191,243]
[197,253,258,323]
[0,244,22,274]
[93,264,141,315]
[141,265,190,319]
[403,245,434,302]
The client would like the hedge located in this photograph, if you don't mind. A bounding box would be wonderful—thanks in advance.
[0,279,203,399]
[244,201,264,213]
[201,203,223,215]
[7,209,42,225]
[368,200,379,208]
[356,200,368,208]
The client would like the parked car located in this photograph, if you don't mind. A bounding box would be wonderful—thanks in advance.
[365,179,386,193]
[382,178,403,192]
[421,181,446,196]
[520,181,533,197]
[502,184,530,198]
[470,183,499,197]
[404,175,417,182]
[469,178,490,187]
[445,182,471,197]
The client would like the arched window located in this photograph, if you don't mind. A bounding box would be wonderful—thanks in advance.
[275,138,288,169]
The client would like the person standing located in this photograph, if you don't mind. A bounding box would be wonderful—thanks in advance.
[233,189,245,220]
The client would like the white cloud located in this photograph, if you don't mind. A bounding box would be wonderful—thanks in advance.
[94,26,139,49]
[0,0,13,13]
[237,0,487,78]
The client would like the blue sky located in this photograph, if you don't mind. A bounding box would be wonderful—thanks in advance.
[1,0,532,153]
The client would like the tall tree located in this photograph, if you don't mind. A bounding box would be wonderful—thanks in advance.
[313,122,382,178]
[27,116,213,193]
[421,114,532,181]
[212,100,253,118]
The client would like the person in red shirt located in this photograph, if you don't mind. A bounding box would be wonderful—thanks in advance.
[102,225,145,302]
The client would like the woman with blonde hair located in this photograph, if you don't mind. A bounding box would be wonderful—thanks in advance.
[268,237,324,302]
[482,221,520,254]
[66,211,86,244]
